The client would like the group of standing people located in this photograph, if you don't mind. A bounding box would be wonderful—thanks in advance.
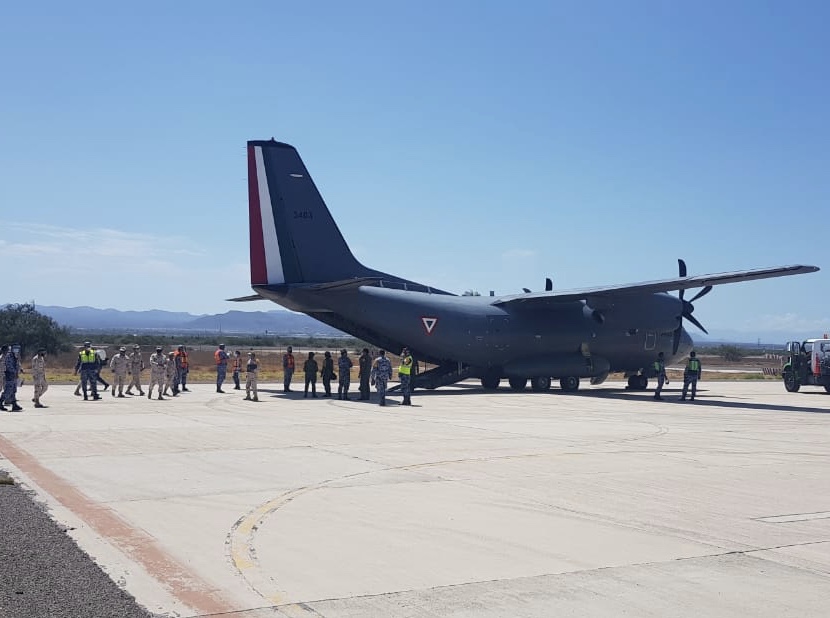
[280,345,411,406]
[0,344,48,411]
[652,350,703,401]
[214,344,260,401]
[74,342,191,401]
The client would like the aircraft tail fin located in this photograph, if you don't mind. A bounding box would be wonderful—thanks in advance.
[246,140,373,286]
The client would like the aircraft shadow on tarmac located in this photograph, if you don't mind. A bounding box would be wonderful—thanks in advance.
[559,387,830,415]
[258,384,829,414]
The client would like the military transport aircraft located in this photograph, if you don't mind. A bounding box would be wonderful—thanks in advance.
[230,139,819,392]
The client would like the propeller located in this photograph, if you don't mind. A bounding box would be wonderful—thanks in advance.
[672,259,712,354]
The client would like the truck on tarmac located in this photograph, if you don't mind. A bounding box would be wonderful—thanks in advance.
[782,337,830,393]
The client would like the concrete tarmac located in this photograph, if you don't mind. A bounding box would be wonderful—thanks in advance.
[1,381,829,617]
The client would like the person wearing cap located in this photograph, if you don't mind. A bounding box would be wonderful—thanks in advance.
[232,351,242,390]
[358,348,372,401]
[109,347,130,397]
[1,344,23,411]
[31,348,48,408]
[126,345,145,396]
[94,347,110,392]
[398,346,414,406]
[337,349,353,400]
[0,345,6,409]
[320,351,335,397]
[282,345,295,393]
[175,345,190,392]
[681,350,702,401]
[370,350,393,407]
[148,346,167,400]
[163,351,179,397]
[244,352,259,402]
[214,344,229,393]
[652,351,668,401]
[303,351,318,398]
[74,341,101,401]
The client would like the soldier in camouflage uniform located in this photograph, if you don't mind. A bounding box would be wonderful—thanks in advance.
[126,345,145,396]
[370,350,393,407]
[244,352,259,402]
[2,344,23,411]
[147,347,167,400]
[163,351,179,397]
[32,348,48,408]
[0,345,8,410]
[109,347,129,397]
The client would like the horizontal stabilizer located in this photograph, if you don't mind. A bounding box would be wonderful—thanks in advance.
[227,294,264,302]
[493,264,820,308]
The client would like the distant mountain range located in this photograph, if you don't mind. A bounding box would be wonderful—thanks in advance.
[38,305,346,336]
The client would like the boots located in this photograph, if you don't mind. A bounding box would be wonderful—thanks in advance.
[11,403,23,412]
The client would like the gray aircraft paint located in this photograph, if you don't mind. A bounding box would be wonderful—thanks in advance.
[235,140,819,390]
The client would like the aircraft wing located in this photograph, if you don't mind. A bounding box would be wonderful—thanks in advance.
[492,264,819,307]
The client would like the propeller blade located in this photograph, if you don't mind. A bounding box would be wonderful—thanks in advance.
[522,287,531,294]
[545,277,553,292]
[684,313,708,335]
[678,259,687,278]
[689,285,713,303]
[672,326,682,355]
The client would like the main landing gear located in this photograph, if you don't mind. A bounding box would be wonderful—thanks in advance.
[627,374,648,390]
[493,375,580,392]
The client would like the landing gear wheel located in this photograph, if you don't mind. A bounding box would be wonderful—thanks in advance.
[481,371,501,391]
[508,377,528,392]
[530,376,551,392]
[824,385,830,394]
[627,375,648,390]
[783,371,800,393]
[559,376,580,392]
[627,375,638,389]
[637,375,648,390]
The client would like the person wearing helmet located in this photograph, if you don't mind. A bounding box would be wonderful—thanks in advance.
[109,347,130,397]
[126,345,145,396]
[681,351,702,401]
[148,346,167,400]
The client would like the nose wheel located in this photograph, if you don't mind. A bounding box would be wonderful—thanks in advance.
[627,374,648,390]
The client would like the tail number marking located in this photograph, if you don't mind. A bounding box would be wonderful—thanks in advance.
[293,210,313,220]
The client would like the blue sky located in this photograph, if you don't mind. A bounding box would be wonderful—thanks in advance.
[1,1,828,339]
